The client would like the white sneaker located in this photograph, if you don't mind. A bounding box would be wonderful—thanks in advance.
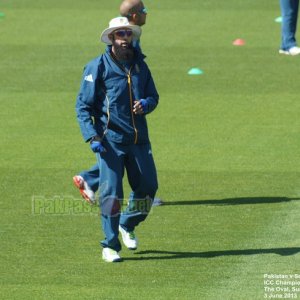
[102,248,122,262]
[73,175,96,205]
[119,225,138,250]
[279,46,300,56]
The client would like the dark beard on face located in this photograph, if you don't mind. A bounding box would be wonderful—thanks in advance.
[113,42,134,62]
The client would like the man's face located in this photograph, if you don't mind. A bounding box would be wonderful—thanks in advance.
[112,27,133,47]
[110,28,134,61]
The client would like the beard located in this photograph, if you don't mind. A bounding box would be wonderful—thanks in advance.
[112,41,134,62]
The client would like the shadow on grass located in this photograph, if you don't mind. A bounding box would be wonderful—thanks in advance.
[162,197,300,206]
[124,247,300,261]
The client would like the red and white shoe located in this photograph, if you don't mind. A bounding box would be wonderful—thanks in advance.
[73,175,96,205]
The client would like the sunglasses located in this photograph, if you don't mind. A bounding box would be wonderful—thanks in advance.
[127,7,147,17]
[114,29,133,38]
[139,7,147,15]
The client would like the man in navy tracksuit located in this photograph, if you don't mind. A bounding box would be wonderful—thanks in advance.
[73,0,163,208]
[76,17,159,262]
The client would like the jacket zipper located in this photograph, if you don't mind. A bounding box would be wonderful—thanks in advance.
[127,69,138,144]
[109,52,138,144]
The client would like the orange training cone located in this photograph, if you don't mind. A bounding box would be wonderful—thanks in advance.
[233,38,245,46]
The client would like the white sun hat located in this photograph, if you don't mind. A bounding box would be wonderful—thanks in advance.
[100,17,142,45]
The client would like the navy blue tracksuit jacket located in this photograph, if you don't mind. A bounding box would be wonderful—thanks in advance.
[76,46,159,145]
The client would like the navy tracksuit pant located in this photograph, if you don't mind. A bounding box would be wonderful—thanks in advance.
[96,139,158,252]
[280,0,299,50]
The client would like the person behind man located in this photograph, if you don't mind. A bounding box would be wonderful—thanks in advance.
[76,17,159,262]
[120,0,147,27]
[73,0,162,206]
[279,0,300,55]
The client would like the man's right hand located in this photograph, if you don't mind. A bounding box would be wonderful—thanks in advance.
[90,136,106,153]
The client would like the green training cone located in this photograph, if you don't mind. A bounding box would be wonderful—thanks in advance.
[0,12,5,18]
[188,68,203,75]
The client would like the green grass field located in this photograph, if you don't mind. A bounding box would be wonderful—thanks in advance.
[1,0,300,299]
